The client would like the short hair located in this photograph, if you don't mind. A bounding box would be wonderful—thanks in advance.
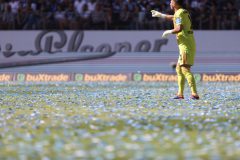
[175,0,184,6]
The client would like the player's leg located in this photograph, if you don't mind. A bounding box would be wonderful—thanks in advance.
[175,64,185,99]
[178,48,199,99]
[181,65,199,99]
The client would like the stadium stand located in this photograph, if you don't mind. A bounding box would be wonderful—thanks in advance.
[0,0,239,30]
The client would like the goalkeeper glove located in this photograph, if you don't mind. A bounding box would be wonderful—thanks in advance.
[162,30,173,38]
[151,10,166,18]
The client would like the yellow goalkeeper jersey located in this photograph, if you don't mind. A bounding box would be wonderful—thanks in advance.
[174,8,196,65]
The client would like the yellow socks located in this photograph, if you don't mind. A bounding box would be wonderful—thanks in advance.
[176,65,185,96]
[176,65,198,96]
[181,66,198,95]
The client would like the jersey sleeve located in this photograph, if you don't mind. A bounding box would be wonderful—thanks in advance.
[175,11,183,25]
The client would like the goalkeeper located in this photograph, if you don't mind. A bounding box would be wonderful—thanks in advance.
[151,0,199,100]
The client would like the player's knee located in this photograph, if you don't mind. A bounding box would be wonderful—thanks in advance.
[181,66,191,75]
[176,65,182,75]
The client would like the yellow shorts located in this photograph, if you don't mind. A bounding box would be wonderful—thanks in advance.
[178,47,196,66]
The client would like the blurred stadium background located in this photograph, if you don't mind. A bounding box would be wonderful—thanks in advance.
[0,0,239,82]
[0,0,240,30]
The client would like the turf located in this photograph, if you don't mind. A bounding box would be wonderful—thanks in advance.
[0,82,240,159]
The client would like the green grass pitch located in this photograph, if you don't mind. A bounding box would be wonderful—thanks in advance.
[0,82,240,159]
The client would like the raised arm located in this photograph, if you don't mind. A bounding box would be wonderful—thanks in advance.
[151,10,174,21]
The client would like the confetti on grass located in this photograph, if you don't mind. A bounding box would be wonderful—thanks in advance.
[0,82,240,159]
